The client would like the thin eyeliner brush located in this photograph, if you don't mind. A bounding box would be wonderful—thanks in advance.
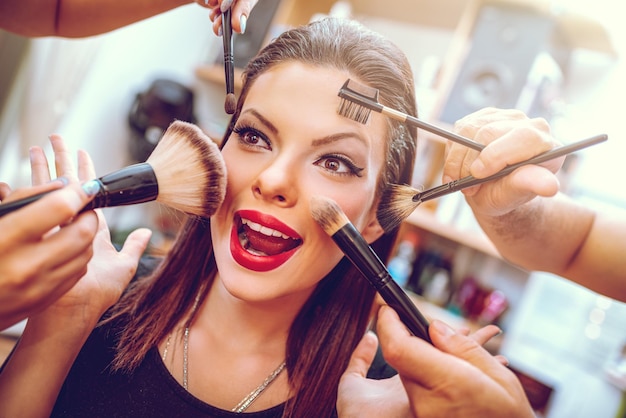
[222,7,236,114]
[337,79,485,152]
[377,133,608,232]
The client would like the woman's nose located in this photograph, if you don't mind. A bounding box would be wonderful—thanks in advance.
[252,158,297,206]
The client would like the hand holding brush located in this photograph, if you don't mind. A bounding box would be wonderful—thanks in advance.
[377,133,608,232]
[0,121,227,218]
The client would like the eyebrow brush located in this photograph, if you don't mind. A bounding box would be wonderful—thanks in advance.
[222,7,236,114]
[310,195,432,343]
[377,133,608,232]
[337,79,485,152]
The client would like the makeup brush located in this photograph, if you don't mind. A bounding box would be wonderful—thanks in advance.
[222,7,237,115]
[377,133,608,232]
[337,79,485,152]
[310,195,432,343]
[0,120,227,218]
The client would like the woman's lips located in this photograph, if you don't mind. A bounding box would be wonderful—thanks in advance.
[230,210,303,272]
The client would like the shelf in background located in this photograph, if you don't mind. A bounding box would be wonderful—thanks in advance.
[405,206,500,258]
[195,64,244,91]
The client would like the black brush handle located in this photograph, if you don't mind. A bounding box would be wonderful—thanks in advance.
[0,163,158,218]
[85,163,158,209]
[333,223,432,343]
[414,133,608,203]
[222,8,235,95]
[0,190,52,217]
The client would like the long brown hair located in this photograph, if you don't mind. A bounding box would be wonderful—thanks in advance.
[107,17,417,417]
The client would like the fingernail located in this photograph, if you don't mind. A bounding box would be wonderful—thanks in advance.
[220,0,233,13]
[431,320,455,337]
[205,0,209,4]
[81,179,101,197]
[240,14,247,34]
[218,26,222,37]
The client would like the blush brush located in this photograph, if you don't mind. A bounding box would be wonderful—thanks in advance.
[337,79,485,152]
[377,133,608,232]
[0,120,227,218]
[310,195,432,343]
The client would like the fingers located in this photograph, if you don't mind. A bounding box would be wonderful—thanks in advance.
[209,0,256,35]
[427,320,516,388]
[444,108,558,182]
[469,126,556,179]
[49,134,78,182]
[119,228,153,261]
[468,323,502,345]
[94,226,153,305]
[377,307,506,389]
[77,149,96,181]
[3,183,98,244]
[344,331,379,379]
[229,0,255,33]
[30,146,53,186]
[376,306,450,389]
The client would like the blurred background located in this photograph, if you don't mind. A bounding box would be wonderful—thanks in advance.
[0,0,624,416]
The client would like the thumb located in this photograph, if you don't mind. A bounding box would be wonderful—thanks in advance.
[119,228,153,261]
[429,320,508,380]
[345,331,379,379]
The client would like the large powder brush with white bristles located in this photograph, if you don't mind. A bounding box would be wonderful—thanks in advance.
[0,120,227,218]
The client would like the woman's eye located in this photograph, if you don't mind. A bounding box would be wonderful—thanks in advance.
[233,126,271,150]
[315,155,364,177]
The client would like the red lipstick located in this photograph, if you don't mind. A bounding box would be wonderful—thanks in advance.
[230,210,302,272]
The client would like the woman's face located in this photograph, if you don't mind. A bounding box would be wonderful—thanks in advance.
[211,62,388,303]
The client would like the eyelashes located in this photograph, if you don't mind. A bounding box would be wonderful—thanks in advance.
[232,123,365,177]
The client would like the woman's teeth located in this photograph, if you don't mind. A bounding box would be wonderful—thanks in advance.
[241,218,292,239]
[238,217,302,257]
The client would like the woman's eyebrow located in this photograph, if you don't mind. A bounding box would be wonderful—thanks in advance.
[311,132,367,147]
[240,108,368,147]
[239,108,279,135]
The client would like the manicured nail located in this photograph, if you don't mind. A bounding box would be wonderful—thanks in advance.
[217,26,222,37]
[240,14,247,34]
[220,0,233,13]
[81,179,101,197]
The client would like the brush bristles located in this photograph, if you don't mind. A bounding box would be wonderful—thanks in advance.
[337,98,371,125]
[377,184,422,232]
[337,79,384,125]
[310,195,350,236]
[224,93,236,115]
[147,120,226,218]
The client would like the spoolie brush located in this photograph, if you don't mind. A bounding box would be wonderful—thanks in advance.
[310,195,431,343]
[377,133,608,232]
[222,8,237,115]
[337,79,484,152]
[0,120,227,218]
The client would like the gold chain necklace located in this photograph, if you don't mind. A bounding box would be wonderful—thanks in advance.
[161,296,287,413]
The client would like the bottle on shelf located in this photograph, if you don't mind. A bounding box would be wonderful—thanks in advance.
[387,231,420,288]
